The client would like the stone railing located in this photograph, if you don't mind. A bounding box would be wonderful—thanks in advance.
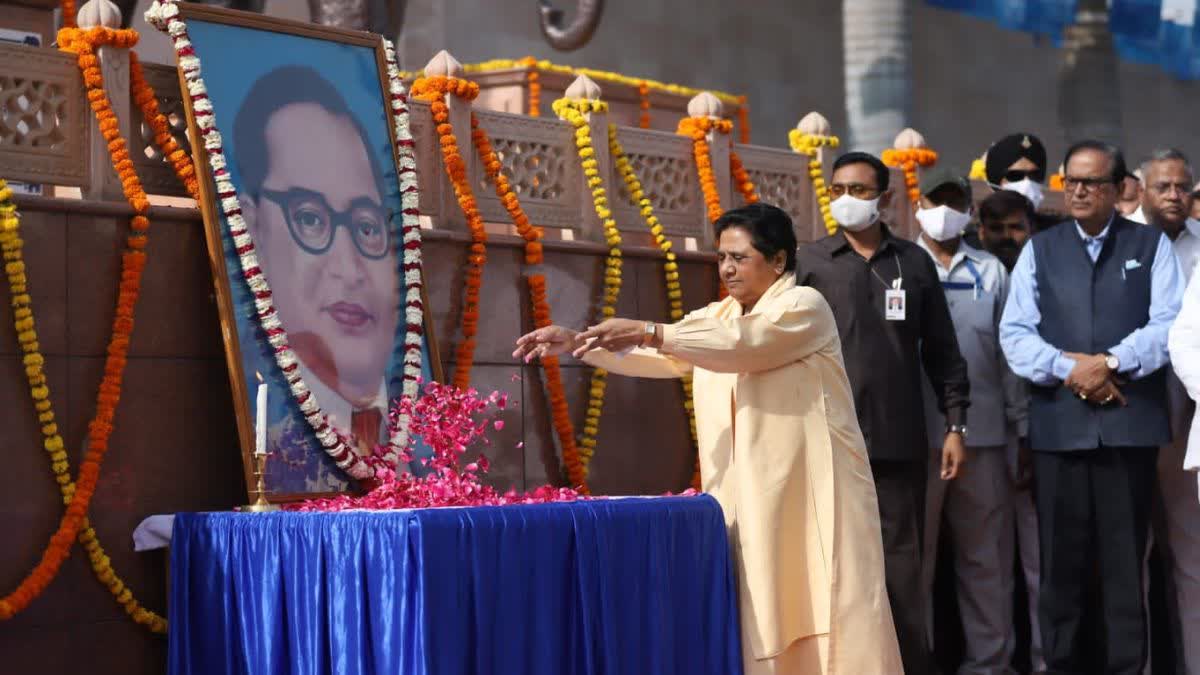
[4,38,1063,247]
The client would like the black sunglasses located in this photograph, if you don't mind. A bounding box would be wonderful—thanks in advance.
[1003,169,1044,183]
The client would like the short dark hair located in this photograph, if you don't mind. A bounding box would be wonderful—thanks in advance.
[832,151,890,192]
[1063,139,1127,185]
[713,203,797,272]
[979,190,1034,225]
[233,65,384,197]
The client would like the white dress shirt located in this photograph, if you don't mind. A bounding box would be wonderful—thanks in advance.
[1166,220,1200,472]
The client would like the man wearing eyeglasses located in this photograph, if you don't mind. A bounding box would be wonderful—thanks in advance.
[1000,140,1184,674]
[1141,149,1200,674]
[796,151,970,675]
[234,66,402,490]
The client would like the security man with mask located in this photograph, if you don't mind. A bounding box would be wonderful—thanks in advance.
[914,168,1026,674]
[986,132,1048,212]
[796,151,971,675]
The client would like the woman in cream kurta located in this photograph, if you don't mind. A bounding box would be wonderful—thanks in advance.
[514,204,902,674]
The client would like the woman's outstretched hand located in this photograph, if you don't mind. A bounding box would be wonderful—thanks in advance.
[513,325,580,362]
[572,319,653,358]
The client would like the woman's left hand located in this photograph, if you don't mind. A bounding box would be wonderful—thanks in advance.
[573,318,650,358]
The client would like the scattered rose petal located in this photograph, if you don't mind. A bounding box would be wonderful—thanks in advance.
[493,420,505,431]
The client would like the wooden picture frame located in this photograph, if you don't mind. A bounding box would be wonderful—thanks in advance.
[174,4,443,503]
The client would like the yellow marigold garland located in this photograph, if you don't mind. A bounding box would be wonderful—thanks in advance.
[882,148,938,204]
[789,130,841,235]
[401,58,746,109]
[969,154,987,182]
[552,97,624,479]
[0,180,166,633]
[608,125,702,489]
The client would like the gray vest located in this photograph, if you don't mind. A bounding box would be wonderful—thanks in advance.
[1028,217,1169,450]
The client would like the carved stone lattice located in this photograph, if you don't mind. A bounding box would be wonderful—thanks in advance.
[739,170,808,226]
[132,62,192,197]
[0,77,68,149]
[615,153,694,214]
[609,126,704,238]
[0,44,88,187]
[482,137,569,201]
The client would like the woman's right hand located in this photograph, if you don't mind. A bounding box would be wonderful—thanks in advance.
[513,325,580,363]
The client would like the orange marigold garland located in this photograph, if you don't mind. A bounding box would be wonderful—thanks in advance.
[61,0,77,28]
[677,116,733,223]
[1049,173,1064,191]
[0,26,155,624]
[553,97,624,483]
[882,147,938,204]
[521,56,541,117]
[469,113,589,492]
[129,51,200,201]
[411,75,486,390]
[637,81,651,129]
[729,150,759,204]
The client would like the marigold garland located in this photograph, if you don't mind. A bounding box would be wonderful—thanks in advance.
[411,75,486,391]
[677,116,733,223]
[129,51,200,201]
[1049,173,1064,191]
[637,80,651,129]
[789,130,841,235]
[61,0,77,28]
[729,150,759,205]
[401,57,746,109]
[969,155,987,182]
[553,97,624,482]
[0,180,166,632]
[469,112,588,493]
[0,26,159,625]
[520,56,541,117]
[608,125,702,490]
[882,147,938,204]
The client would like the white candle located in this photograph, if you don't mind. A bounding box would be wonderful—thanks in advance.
[255,374,267,457]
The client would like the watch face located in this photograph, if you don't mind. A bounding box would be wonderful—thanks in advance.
[1106,355,1119,370]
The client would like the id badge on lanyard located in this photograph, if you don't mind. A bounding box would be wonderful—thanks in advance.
[885,279,906,321]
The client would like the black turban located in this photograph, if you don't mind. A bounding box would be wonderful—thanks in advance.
[984,133,1047,185]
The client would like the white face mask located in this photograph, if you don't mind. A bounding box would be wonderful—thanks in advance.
[830,195,881,232]
[1001,178,1044,211]
[916,205,972,242]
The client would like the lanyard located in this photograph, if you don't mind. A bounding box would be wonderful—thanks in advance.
[940,257,984,299]
[869,252,903,290]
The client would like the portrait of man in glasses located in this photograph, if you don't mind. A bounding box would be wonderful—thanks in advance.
[231,65,404,492]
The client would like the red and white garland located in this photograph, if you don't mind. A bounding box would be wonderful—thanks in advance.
[147,0,424,480]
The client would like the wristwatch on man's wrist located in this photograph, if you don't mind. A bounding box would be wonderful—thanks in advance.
[1105,353,1120,371]
[947,424,968,439]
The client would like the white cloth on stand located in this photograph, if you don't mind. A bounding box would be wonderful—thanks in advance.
[132,514,175,551]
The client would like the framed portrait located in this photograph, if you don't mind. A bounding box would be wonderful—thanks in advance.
[174,5,442,502]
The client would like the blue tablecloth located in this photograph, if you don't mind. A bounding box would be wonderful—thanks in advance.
[167,496,743,675]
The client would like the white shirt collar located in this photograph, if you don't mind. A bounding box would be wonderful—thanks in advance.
[916,236,987,272]
[1074,213,1116,242]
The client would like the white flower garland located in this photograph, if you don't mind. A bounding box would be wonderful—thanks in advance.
[147,0,425,479]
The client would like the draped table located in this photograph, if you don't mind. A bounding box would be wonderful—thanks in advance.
[167,495,743,675]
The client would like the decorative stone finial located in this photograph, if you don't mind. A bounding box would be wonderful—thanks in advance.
[687,91,724,119]
[78,0,123,29]
[893,127,928,150]
[565,73,602,101]
[423,50,463,78]
[797,111,832,137]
